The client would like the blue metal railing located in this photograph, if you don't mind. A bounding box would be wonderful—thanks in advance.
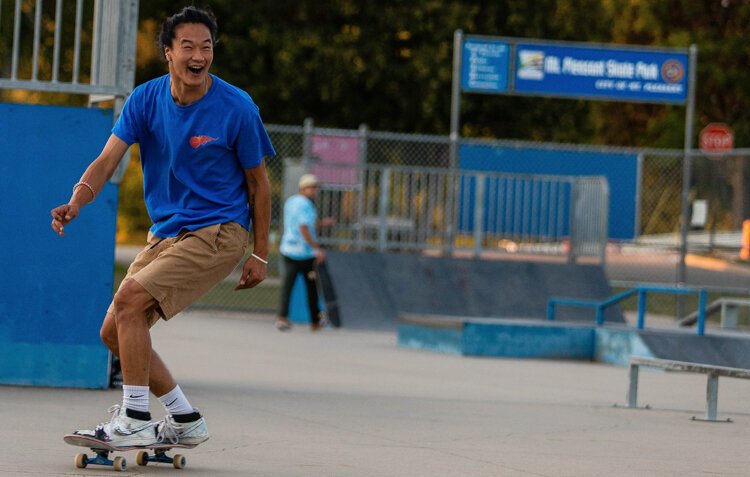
[547,286,708,336]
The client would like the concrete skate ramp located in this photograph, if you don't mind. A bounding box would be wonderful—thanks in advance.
[637,331,750,369]
[325,251,623,331]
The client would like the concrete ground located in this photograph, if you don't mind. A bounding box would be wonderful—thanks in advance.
[2,310,750,476]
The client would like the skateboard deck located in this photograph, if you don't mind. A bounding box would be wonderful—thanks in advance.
[316,261,341,327]
[64,434,194,471]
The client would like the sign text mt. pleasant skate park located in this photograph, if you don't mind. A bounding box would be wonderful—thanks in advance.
[461,37,689,105]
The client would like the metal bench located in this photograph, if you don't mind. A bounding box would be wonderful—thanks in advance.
[627,356,750,422]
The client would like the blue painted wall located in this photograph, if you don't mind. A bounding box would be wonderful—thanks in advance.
[0,103,116,388]
[460,144,638,239]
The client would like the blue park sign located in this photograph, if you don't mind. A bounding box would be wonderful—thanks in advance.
[514,42,688,104]
[461,36,689,105]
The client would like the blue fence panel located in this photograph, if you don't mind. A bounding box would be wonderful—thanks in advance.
[0,103,116,388]
[460,144,637,239]
[457,173,572,240]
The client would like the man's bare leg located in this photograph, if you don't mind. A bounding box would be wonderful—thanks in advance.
[100,312,176,397]
[111,279,158,387]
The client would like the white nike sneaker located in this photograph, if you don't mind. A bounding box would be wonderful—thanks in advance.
[155,410,210,446]
[72,405,156,447]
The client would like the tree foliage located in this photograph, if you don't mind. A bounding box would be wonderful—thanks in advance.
[132,0,750,148]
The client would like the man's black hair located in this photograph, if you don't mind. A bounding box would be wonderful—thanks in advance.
[158,6,218,60]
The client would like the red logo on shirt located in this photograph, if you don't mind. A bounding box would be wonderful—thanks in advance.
[189,135,218,148]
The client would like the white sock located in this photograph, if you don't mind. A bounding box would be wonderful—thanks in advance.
[157,385,194,416]
[122,385,150,414]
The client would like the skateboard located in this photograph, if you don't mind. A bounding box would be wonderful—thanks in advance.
[64,434,195,471]
[316,261,341,327]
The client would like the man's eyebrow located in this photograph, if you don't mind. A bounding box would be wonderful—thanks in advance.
[179,38,212,44]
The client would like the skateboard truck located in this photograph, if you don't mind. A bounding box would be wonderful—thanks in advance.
[136,449,187,468]
[74,450,127,471]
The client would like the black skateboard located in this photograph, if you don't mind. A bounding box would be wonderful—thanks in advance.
[316,261,341,327]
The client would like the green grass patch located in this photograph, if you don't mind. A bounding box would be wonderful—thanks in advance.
[113,262,279,313]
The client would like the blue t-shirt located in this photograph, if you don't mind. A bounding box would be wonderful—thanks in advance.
[113,74,276,237]
[280,194,318,260]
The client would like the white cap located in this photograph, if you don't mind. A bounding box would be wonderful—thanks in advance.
[298,174,319,189]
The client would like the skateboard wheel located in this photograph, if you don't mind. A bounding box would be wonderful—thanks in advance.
[74,453,88,469]
[113,456,127,471]
[136,450,149,466]
[173,454,187,469]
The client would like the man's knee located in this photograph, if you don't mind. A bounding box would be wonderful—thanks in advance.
[113,279,155,325]
[100,317,118,351]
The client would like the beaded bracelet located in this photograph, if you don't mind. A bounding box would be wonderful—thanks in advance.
[73,181,96,198]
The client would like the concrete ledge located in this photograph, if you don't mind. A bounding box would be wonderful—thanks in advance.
[398,314,750,367]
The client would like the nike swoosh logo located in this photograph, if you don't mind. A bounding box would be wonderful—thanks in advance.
[129,394,145,399]
[166,398,178,407]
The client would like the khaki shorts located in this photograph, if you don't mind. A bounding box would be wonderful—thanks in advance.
[108,222,248,326]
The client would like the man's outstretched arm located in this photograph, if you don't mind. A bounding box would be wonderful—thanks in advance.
[50,134,129,237]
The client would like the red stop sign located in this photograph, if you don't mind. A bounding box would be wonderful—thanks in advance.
[700,123,734,153]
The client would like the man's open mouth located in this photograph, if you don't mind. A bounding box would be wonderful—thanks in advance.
[188,66,204,74]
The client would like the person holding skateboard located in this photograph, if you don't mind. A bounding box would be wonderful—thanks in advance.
[275,174,335,331]
[51,6,274,448]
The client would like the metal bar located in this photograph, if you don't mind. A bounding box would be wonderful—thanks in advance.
[678,45,699,301]
[72,0,83,84]
[11,0,21,80]
[90,0,103,85]
[0,78,125,95]
[637,289,647,329]
[706,373,718,421]
[449,29,462,168]
[378,168,391,251]
[302,117,313,171]
[473,174,485,257]
[52,0,63,82]
[31,0,42,81]
[355,124,368,251]
[595,305,604,325]
[697,289,707,336]
[627,364,639,408]
[546,302,555,321]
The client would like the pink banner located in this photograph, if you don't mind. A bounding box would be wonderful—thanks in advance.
[310,135,360,186]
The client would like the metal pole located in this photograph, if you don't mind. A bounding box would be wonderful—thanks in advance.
[378,168,391,252]
[91,0,103,85]
[473,174,485,257]
[11,0,21,80]
[678,45,698,316]
[31,0,43,81]
[52,0,63,83]
[72,0,83,84]
[302,117,314,172]
[355,124,368,251]
[449,29,462,169]
[445,29,463,256]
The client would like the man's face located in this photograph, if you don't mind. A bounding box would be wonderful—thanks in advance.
[164,23,213,88]
[301,185,319,199]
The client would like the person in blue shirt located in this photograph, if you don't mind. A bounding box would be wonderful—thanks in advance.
[276,174,335,331]
[50,6,274,448]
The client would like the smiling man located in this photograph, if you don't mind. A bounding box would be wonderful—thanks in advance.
[50,6,275,447]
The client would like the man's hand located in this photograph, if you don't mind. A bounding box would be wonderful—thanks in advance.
[319,217,336,228]
[50,204,80,237]
[235,256,267,290]
[314,247,327,264]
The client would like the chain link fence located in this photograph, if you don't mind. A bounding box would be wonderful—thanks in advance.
[176,121,750,325]
[613,151,750,323]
